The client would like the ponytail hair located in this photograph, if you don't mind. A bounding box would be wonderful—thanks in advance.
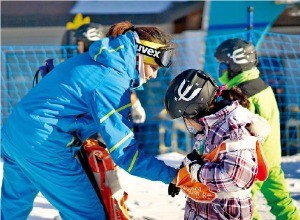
[106,21,172,46]
[221,86,250,109]
[106,21,134,38]
[205,86,249,116]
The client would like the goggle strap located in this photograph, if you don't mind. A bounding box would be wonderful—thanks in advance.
[136,43,161,59]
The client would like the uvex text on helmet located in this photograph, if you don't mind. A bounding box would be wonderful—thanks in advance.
[214,38,258,76]
[164,69,218,119]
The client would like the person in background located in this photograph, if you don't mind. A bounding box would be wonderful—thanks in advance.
[165,69,270,220]
[214,38,300,220]
[1,21,176,220]
[61,13,90,60]
[74,22,104,54]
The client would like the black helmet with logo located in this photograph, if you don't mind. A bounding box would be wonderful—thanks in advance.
[75,23,105,52]
[164,69,218,119]
[214,38,258,78]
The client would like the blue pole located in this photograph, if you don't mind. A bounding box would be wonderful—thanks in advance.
[247,6,254,42]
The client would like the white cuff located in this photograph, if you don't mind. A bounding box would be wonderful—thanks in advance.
[189,164,201,181]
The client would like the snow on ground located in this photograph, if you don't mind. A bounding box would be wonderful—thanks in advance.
[1,152,300,220]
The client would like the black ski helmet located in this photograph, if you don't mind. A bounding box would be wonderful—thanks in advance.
[75,23,105,52]
[164,69,218,119]
[214,38,258,78]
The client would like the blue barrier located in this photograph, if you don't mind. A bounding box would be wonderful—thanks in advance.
[1,30,299,155]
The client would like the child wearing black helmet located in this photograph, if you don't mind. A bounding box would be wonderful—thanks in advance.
[165,69,270,220]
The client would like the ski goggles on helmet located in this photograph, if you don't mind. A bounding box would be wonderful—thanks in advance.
[136,40,174,68]
[218,62,229,77]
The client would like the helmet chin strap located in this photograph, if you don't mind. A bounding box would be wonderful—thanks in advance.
[132,31,146,86]
[137,53,147,86]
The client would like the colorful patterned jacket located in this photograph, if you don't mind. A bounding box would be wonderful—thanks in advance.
[184,101,269,220]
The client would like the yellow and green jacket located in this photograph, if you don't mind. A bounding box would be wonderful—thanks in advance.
[219,68,281,167]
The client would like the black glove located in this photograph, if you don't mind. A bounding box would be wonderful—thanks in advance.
[184,150,205,181]
[168,183,180,197]
[185,150,204,169]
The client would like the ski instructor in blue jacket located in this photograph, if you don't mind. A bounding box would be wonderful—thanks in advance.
[1,21,177,220]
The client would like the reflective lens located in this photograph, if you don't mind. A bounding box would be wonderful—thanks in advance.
[218,62,228,77]
[155,48,174,68]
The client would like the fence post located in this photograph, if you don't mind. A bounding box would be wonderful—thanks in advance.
[247,6,254,42]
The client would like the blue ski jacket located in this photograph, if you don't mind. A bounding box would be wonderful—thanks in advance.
[2,31,176,184]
